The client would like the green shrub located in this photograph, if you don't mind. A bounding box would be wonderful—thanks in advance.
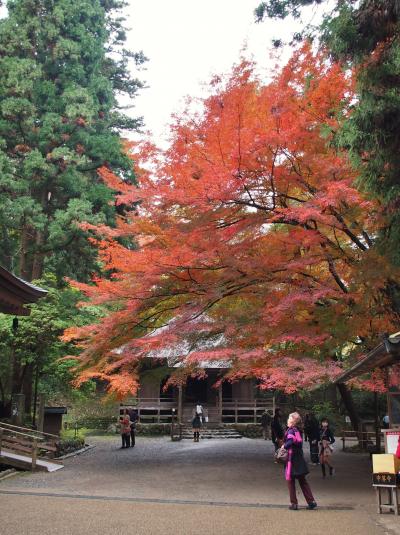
[233,424,263,438]
[135,423,170,436]
[57,436,85,456]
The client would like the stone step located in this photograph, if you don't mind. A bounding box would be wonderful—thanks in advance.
[180,426,243,439]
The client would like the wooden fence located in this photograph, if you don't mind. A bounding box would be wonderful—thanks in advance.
[119,397,275,424]
[340,429,383,451]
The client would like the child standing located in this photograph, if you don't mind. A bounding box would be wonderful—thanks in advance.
[319,418,335,477]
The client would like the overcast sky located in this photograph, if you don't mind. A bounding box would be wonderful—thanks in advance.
[125,0,328,147]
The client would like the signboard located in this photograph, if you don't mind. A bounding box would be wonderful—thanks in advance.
[373,473,398,486]
[384,430,400,454]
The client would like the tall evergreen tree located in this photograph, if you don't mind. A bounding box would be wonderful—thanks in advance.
[0,0,145,282]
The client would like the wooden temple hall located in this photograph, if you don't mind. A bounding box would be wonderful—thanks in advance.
[121,358,275,425]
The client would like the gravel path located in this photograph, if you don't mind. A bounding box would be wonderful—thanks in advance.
[0,436,395,534]
[0,435,375,504]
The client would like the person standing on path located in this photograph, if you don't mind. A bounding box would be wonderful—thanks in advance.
[284,412,317,511]
[319,418,335,477]
[129,408,139,447]
[304,413,320,465]
[119,410,131,449]
[192,411,202,442]
[261,410,272,440]
[271,408,284,452]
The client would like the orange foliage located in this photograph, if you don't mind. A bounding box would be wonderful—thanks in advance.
[67,45,399,396]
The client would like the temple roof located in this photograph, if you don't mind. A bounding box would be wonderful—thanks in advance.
[334,332,400,384]
[0,266,47,316]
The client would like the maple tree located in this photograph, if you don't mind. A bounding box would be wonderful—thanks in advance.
[64,45,399,406]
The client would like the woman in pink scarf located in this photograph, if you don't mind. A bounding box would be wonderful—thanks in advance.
[284,412,317,510]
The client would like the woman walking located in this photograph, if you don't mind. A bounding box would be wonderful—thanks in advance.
[192,412,202,442]
[319,418,335,477]
[284,412,317,510]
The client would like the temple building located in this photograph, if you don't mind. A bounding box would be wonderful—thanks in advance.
[121,356,274,425]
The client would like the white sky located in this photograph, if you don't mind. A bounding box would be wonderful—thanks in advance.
[125,0,329,147]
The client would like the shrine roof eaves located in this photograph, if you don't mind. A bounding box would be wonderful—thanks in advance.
[334,332,400,384]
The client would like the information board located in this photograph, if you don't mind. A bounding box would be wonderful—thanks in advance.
[384,430,400,454]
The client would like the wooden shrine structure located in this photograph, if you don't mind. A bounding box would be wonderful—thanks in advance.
[120,358,275,425]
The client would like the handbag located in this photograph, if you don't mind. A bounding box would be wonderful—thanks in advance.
[275,444,289,464]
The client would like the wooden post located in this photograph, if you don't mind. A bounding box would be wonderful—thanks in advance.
[178,386,183,424]
[171,409,175,440]
[235,399,238,424]
[0,428,2,454]
[254,400,257,424]
[31,439,38,471]
[374,391,381,453]
[218,383,223,424]
[272,394,276,415]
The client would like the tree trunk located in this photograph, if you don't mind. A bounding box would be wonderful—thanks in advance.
[19,224,32,280]
[336,382,360,433]
[22,363,33,415]
[31,230,45,280]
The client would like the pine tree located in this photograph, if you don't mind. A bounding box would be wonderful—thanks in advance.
[0,0,145,282]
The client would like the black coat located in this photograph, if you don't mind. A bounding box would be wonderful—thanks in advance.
[271,416,284,441]
[192,414,202,428]
[305,417,320,442]
[284,427,309,479]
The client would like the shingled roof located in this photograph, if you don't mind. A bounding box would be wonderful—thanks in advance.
[334,332,400,384]
[0,265,47,316]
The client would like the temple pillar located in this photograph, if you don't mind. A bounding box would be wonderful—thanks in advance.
[178,385,183,424]
[218,383,223,424]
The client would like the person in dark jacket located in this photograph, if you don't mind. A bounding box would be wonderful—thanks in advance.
[128,408,139,447]
[319,418,335,477]
[271,408,284,452]
[261,410,272,440]
[304,413,320,465]
[284,412,317,511]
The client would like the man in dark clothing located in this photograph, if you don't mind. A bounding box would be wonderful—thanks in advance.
[271,408,284,452]
[261,410,272,440]
[304,413,320,464]
[128,408,139,447]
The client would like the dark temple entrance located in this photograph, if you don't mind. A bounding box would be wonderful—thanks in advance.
[185,377,208,403]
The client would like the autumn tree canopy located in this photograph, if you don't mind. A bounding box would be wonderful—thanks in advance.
[65,45,399,397]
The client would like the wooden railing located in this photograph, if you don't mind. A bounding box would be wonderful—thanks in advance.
[0,423,60,471]
[119,398,177,424]
[119,397,275,424]
[221,398,274,424]
[341,429,383,451]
